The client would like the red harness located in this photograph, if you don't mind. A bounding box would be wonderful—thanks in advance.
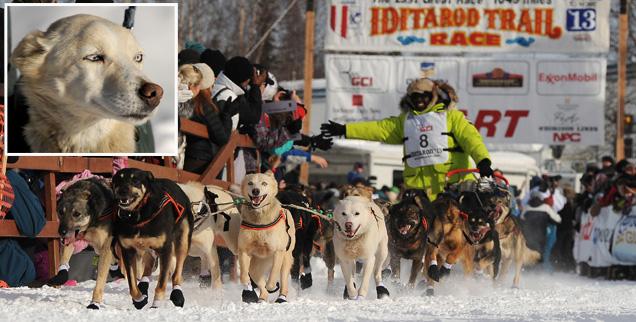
[131,192,185,228]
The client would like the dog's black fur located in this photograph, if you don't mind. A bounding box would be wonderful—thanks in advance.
[278,185,321,290]
[459,190,501,278]
[387,189,433,286]
[112,168,193,309]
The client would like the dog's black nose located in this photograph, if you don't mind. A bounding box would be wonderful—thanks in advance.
[59,227,67,236]
[138,82,164,109]
[252,188,260,196]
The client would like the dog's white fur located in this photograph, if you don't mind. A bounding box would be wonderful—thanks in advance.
[238,172,295,302]
[178,182,241,288]
[333,196,389,299]
[10,14,162,152]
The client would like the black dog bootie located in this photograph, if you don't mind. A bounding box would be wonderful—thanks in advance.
[199,275,212,288]
[170,289,185,307]
[133,295,148,310]
[47,269,69,286]
[428,264,440,282]
[300,273,313,290]
[242,289,259,303]
[376,285,390,299]
[137,281,149,297]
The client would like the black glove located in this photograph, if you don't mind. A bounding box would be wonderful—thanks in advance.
[311,134,333,151]
[320,120,346,138]
[294,134,312,147]
[218,96,239,117]
[477,158,494,178]
[287,119,303,134]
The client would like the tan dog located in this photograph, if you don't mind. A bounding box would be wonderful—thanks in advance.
[238,172,295,303]
[424,195,473,296]
[178,182,241,288]
[10,14,163,152]
[333,196,390,300]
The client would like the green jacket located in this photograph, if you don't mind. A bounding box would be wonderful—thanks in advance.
[346,103,489,199]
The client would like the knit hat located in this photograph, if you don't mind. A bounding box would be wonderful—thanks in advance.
[178,49,200,66]
[185,40,206,54]
[192,63,215,90]
[224,56,253,86]
[200,49,226,76]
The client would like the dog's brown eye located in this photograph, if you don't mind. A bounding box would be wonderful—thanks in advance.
[84,54,104,62]
[134,53,143,63]
[262,182,268,186]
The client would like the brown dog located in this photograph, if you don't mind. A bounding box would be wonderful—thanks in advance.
[424,194,473,296]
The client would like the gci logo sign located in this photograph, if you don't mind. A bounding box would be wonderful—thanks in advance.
[351,76,373,87]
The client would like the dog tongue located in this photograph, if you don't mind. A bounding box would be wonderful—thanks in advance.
[63,235,76,246]
[399,225,412,235]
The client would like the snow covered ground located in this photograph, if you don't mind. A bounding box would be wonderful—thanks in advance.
[1,258,635,322]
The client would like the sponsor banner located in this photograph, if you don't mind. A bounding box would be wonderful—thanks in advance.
[611,214,636,263]
[326,0,610,54]
[326,54,605,144]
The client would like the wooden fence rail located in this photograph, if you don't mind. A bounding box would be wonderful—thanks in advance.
[0,118,255,278]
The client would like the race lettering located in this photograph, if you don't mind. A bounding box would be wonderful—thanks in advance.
[553,132,582,142]
[462,109,530,138]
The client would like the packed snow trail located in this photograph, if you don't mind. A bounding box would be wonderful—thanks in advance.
[1,258,635,321]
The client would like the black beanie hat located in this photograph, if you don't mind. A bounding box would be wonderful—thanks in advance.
[224,56,253,85]
[178,48,200,66]
[200,49,226,76]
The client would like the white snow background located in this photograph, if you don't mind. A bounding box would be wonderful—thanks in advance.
[1,257,635,322]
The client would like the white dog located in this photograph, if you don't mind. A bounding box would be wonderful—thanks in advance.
[10,14,163,152]
[178,182,241,289]
[333,196,390,300]
[238,172,295,303]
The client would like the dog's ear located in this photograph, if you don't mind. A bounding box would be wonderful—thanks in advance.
[264,170,275,178]
[143,170,154,182]
[413,195,425,210]
[11,30,50,77]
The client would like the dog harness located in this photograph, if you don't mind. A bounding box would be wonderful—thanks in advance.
[126,192,186,228]
[97,206,116,222]
[241,209,292,251]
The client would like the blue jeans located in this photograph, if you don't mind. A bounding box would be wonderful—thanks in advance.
[543,224,557,271]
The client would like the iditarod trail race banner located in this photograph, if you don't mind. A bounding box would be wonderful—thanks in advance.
[325,0,610,54]
[325,54,606,145]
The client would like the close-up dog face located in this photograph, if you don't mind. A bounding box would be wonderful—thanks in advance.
[11,14,163,125]
[460,192,492,243]
[241,171,278,209]
[390,202,422,238]
[112,168,153,212]
[333,197,371,239]
[57,180,104,245]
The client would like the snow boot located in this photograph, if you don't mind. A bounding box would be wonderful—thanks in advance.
[428,264,440,282]
[300,273,312,290]
[242,289,259,303]
[376,285,390,299]
[137,281,149,297]
[133,295,148,310]
[439,266,451,279]
[170,288,185,307]
[47,269,69,287]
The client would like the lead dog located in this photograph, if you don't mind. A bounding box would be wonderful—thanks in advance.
[112,168,193,309]
[333,196,390,300]
[52,178,119,309]
[238,172,295,303]
[10,14,163,152]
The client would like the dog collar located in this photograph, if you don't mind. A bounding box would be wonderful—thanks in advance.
[97,206,116,222]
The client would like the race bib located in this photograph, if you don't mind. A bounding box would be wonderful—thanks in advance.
[403,112,449,168]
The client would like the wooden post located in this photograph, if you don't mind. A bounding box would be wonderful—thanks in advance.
[299,0,315,185]
[44,172,59,278]
[617,0,629,160]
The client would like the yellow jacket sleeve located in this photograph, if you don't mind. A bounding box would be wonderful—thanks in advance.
[448,110,490,164]
[345,116,404,145]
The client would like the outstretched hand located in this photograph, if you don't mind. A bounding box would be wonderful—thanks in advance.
[320,120,345,138]
[311,134,333,151]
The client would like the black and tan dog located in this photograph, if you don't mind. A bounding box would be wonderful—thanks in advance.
[467,180,540,287]
[386,189,432,287]
[51,178,120,309]
[112,168,193,309]
[278,185,321,290]
[459,189,501,280]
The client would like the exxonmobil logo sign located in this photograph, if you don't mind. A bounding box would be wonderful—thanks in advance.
[553,132,581,142]
[538,72,598,85]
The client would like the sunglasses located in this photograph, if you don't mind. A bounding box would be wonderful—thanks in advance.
[409,92,433,102]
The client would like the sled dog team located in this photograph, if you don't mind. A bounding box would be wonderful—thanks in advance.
[53,168,538,309]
